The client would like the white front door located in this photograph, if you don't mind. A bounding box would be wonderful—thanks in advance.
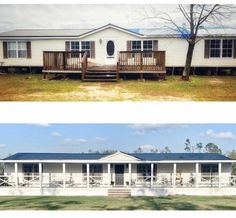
[105,39,116,65]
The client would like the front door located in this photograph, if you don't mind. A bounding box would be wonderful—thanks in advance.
[115,164,124,186]
[105,40,116,65]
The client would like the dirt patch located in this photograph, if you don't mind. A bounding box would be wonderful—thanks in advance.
[209,78,225,85]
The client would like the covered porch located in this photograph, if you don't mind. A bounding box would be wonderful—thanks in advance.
[1,161,236,194]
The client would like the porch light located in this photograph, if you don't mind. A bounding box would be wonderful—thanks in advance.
[99,38,103,44]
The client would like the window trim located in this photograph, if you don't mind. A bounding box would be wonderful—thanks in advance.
[7,41,27,58]
[209,39,234,58]
[69,41,92,58]
[131,40,154,52]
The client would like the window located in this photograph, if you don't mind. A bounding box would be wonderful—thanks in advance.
[137,164,157,182]
[143,40,153,57]
[7,42,17,58]
[22,164,39,181]
[70,41,80,51]
[81,41,91,58]
[222,39,233,57]
[131,41,141,51]
[82,164,103,174]
[7,41,27,58]
[209,40,221,57]
[18,42,27,58]
[143,40,153,51]
[201,164,218,175]
[82,164,103,183]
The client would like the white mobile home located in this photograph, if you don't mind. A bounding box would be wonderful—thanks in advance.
[0,24,235,81]
[0,151,236,196]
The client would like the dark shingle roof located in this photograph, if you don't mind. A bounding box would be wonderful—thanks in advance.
[3,152,231,161]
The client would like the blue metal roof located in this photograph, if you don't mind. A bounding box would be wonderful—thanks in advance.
[3,152,231,161]
[131,153,231,161]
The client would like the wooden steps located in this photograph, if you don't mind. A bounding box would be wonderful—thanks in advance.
[108,188,131,197]
[83,69,118,82]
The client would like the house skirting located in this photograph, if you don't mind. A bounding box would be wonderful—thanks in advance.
[1,187,236,196]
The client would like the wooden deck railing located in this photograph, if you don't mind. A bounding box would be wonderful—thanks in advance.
[43,51,86,71]
[81,52,88,80]
[117,51,166,72]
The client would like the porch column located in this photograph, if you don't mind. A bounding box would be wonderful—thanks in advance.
[173,163,176,188]
[14,163,18,189]
[195,163,199,188]
[86,163,90,188]
[62,163,66,189]
[107,163,111,187]
[151,163,154,188]
[219,163,222,188]
[128,163,131,187]
[39,163,42,189]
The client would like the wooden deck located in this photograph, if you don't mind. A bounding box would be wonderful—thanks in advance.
[42,51,166,81]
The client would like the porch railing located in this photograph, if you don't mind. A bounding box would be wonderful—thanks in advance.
[2,173,236,189]
[117,51,166,72]
[43,51,87,71]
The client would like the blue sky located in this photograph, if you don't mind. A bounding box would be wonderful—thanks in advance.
[0,4,235,32]
[0,124,235,158]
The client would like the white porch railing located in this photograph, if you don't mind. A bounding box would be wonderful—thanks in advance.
[1,173,236,189]
[0,175,15,187]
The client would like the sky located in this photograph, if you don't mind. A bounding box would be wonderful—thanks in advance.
[0,124,236,158]
[0,4,236,33]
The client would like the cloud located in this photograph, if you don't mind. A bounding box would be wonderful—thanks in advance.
[95,137,107,142]
[137,144,158,153]
[62,138,88,145]
[130,124,188,135]
[51,131,61,137]
[0,144,6,148]
[201,129,235,140]
[26,123,51,127]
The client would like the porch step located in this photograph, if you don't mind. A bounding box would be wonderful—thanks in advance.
[83,71,118,82]
[108,188,131,197]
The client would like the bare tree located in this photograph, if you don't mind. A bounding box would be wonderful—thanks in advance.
[141,4,233,80]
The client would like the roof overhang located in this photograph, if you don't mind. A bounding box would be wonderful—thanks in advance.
[1,160,235,164]
[78,23,144,39]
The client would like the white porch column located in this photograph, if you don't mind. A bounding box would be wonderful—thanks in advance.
[173,163,176,188]
[107,163,111,187]
[195,163,199,188]
[62,163,66,189]
[39,163,42,189]
[14,163,18,189]
[86,163,90,188]
[219,162,222,188]
[151,163,154,188]
[128,163,131,187]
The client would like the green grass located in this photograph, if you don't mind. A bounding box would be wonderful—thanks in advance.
[0,195,236,210]
[1,74,236,101]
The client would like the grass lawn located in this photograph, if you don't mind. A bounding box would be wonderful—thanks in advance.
[0,74,236,101]
[0,195,236,210]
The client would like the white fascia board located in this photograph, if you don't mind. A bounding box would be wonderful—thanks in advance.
[78,24,143,39]
[1,160,236,164]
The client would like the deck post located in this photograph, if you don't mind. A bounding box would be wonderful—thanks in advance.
[87,163,90,188]
[151,163,154,188]
[195,163,199,188]
[173,163,176,188]
[63,163,66,189]
[39,163,42,189]
[14,162,18,190]
[107,163,111,187]
[128,163,131,187]
[219,163,222,188]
